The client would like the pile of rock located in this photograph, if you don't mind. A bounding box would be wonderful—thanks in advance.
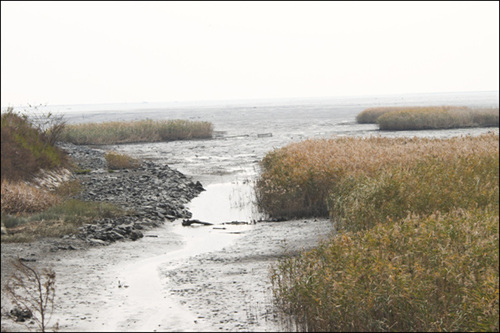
[58,143,205,245]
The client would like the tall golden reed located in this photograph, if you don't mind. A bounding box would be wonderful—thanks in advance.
[256,133,499,218]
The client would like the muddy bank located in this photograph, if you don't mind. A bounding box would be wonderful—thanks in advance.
[161,218,335,332]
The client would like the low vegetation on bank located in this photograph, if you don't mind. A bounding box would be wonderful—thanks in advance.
[1,110,128,242]
[259,133,499,331]
[356,105,499,130]
[1,108,216,241]
[1,200,125,242]
[60,119,213,145]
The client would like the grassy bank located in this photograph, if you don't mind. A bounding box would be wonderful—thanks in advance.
[1,108,70,182]
[1,109,127,242]
[255,133,498,219]
[266,134,499,331]
[60,119,213,145]
[1,200,125,243]
[356,106,499,130]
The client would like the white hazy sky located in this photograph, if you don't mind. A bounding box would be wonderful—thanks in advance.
[1,1,499,107]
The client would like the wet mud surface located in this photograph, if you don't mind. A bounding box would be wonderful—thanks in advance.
[1,209,333,332]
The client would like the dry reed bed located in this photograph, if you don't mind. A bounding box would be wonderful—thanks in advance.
[60,119,213,145]
[267,134,499,331]
[356,106,467,123]
[256,133,499,218]
[356,106,499,130]
[271,207,499,332]
[330,152,499,232]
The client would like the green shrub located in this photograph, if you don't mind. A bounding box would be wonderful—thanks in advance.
[271,208,499,332]
[1,212,27,229]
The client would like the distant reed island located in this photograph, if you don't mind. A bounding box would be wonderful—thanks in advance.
[356,105,499,130]
[60,119,213,145]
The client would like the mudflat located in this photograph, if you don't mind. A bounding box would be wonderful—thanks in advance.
[1,215,334,332]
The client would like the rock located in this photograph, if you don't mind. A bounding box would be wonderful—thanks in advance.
[130,230,143,241]
[56,143,205,246]
[87,239,108,246]
[10,308,33,322]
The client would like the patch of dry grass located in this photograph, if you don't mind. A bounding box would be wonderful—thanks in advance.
[378,106,499,130]
[104,151,141,170]
[1,180,61,215]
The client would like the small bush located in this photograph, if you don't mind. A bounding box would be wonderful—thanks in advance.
[1,212,27,229]
[104,151,141,170]
[271,208,499,332]
[53,179,82,197]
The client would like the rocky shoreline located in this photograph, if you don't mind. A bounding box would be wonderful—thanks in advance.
[57,143,206,245]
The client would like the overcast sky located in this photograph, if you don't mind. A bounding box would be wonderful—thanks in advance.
[1,1,499,107]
